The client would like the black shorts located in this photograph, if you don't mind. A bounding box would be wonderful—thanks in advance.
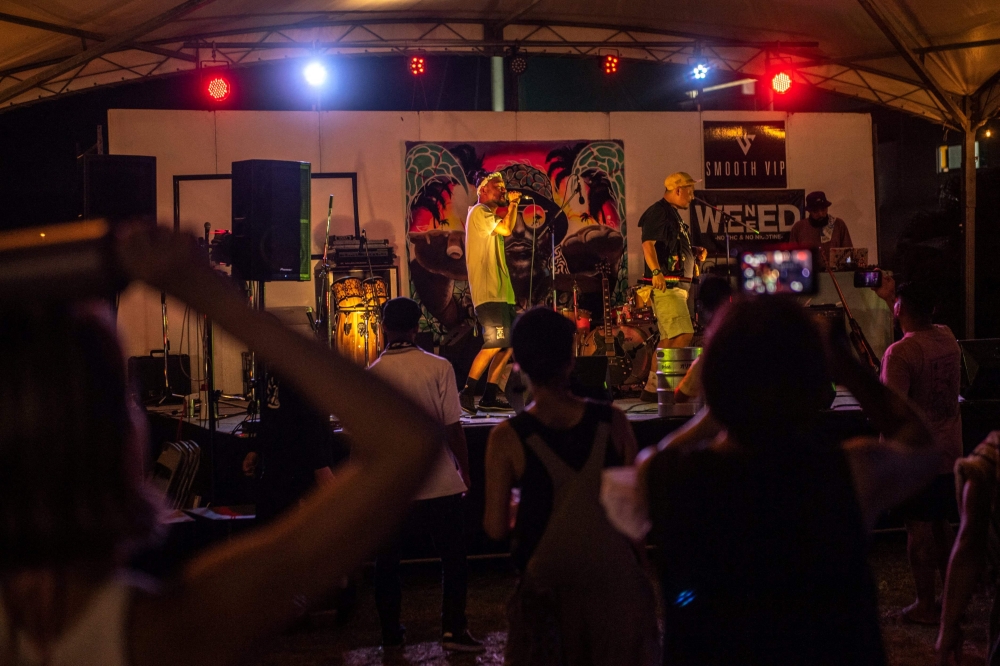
[476,302,516,349]
[897,473,957,522]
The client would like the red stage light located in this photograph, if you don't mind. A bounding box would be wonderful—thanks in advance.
[603,54,619,75]
[771,71,792,94]
[206,76,231,101]
[409,56,426,76]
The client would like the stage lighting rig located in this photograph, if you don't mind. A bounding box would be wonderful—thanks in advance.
[409,55,426,76]
[304,61,328,87]
[199,55,232,103]
[205,75,231,101]
[509,54,528,76]
[771,71,793,94]
[603,53,619,75]
[692,62,710,80]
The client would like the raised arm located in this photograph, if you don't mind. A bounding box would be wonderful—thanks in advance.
[492,191,521,237]
[832,336,937,531]
[119,228,442,666]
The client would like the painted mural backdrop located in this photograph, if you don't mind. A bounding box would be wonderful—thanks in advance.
[405,140,627,343]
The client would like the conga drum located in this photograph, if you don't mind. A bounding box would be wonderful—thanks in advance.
[333,276,380,366]
[362,276,388,362]
[332,276,364,310]
[363,276,388,309]
[335,309,379,367]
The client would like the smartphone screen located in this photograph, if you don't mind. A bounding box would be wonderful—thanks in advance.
[740,248,819,295]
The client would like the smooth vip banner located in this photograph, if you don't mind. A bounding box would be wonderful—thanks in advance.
[703,120,787,189]
[688,189,804,254]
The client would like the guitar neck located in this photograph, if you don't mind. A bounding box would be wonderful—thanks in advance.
[602,271,613,355]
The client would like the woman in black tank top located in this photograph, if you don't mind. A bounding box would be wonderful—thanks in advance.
[508,401,625,570]
[484,308,658,666]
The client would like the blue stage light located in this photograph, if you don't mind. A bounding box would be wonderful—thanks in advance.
[692,63,710,80]
[304,61,328,87]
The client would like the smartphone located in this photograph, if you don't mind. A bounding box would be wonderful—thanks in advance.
[740,247,819,295]
[853,268,883,289]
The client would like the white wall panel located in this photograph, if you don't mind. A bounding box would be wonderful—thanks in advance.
[787,113,878,263]
[215,111,321,170]
[320,111,420,292]
[515,112,611,141]
[417,111,517,142]
[109,109,877,367]
[108,110,217,364]
[609,112,703,285]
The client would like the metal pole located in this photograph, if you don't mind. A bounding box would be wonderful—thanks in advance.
[491,56,504,112]
[964,128,976,338]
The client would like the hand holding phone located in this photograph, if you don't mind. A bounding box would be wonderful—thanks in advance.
[740,247,819,295]
[853,268,883,289]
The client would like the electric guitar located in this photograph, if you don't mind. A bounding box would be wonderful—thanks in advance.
[580,261,632,385]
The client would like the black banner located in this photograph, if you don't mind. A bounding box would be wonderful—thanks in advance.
[703,121,787,189]
[687,189,804,255]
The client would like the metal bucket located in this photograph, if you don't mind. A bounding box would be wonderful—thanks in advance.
[655,347,702,417]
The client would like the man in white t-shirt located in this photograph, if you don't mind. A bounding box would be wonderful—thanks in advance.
[367,297,483,653]
[880,281,962,626]
[460,171,522,412]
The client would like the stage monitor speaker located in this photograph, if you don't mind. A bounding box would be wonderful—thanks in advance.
[231,159,311,282]
[79,154,156,227]
[571,356,613,402]
[959,339,1000,400]
[128,352,192,404]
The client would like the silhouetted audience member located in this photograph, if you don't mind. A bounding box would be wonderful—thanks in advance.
[484,307,658,666]
[881,281,962,625]
[674,275,733,404]
[937,431,1000,663]
[367,297,482,652]
[631,296,938,665]
[243,369,336,524]
[0,228,442,666]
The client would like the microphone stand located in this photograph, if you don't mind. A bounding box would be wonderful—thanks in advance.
[520,194,539,308]
[315,195,334,348]
[692,197,759,281]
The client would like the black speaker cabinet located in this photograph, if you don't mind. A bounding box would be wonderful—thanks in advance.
[128,352,192,404]
[231,159,311,282]
[571,356,613,402]
[79,154,157,227]
[959,339,1000,400]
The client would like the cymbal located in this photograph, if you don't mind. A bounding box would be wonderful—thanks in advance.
[553,272,601,293]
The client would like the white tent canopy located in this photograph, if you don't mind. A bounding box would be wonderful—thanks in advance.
[2,0,998,332]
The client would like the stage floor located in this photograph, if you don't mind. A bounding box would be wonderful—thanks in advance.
[147,388,864,437]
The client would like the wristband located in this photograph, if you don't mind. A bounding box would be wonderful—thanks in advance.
[651,269,662,276]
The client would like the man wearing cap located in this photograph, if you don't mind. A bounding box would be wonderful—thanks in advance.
[460,171,522,412]
[368,297,482,652]
[638,171,703,402]
[789,191,853,266]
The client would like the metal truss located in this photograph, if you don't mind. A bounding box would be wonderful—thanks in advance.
[0,11,996,127]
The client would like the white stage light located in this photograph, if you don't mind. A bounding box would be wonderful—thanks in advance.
[304,62,328,87]
[692,63,709,80]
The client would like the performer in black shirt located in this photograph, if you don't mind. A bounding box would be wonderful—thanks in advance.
[638,171,703,402]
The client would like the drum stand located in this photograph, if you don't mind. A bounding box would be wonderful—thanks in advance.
[157,291,186,406]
